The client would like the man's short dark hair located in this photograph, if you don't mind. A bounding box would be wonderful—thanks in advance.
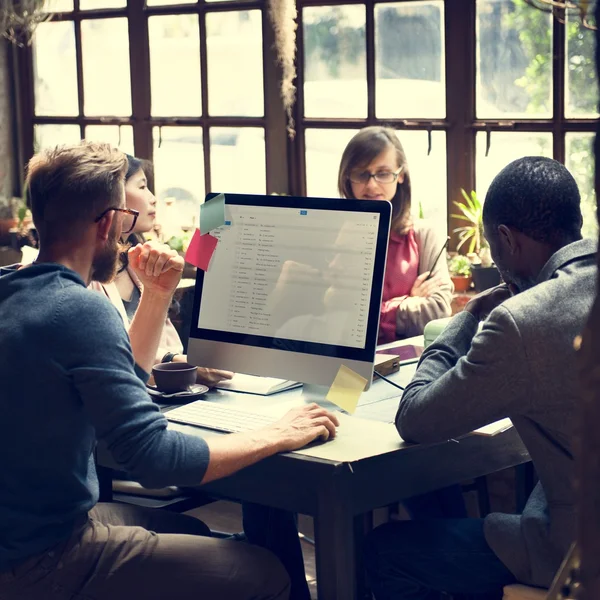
[483,156,583,246]
[26,141,128,245]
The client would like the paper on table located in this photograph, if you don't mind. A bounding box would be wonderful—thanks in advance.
[216,373,299,395]
[199,193,226,235]
[184,229,218,271]
[326,365,368,415]
[473,418,513,436]
[292,412,405,462]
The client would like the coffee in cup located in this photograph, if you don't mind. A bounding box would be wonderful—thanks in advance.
[151,362,197,394]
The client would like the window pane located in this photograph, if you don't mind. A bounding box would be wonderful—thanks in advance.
[303,6,366,118]
[375,1,445,119]
[80,0,126,9]
[81,18,131,116]
[33,21,78,117]
[206,11,263,117]
[566,10,599,118]
[149,15,201,117]
[398,130,447,238]
[84,125,134,155]
[153,127,204,231]
[147,0,196,6]
[566,133,597,239]
[210,127,265,194]
[475,132,553,200]
[45,0,74,11]
[476,0,552,118]
[305,129,358,198]
[34,124,81,152]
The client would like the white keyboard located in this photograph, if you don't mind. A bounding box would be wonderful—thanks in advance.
[165,401,276,434]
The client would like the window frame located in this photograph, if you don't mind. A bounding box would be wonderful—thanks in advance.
[13,0,290,196]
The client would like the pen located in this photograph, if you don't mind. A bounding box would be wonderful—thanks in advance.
[424,236,450,281]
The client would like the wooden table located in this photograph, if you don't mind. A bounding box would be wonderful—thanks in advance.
[166,360,531,600]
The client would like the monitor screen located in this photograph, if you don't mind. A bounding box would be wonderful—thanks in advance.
[188,193,391,386]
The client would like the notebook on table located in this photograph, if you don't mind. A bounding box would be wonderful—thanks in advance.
[215,373,301,396]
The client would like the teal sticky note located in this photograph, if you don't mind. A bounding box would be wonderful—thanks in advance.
[200,193,226,235]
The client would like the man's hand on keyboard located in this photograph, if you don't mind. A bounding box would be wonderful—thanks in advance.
[268,403,340,451]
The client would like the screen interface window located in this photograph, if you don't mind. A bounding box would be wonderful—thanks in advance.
[198,205,380,349]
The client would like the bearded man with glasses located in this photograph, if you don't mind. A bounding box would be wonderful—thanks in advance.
[0,141,338,600]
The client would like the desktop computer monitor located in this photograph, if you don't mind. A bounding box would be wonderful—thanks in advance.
[187,193,391,387]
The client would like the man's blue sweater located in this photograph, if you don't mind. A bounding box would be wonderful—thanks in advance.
[0,263,210,571]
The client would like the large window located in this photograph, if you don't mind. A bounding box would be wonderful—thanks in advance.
[16,0,599,238]
[24,0,269,231]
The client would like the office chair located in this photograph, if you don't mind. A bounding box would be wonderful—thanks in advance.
[96,463,245,540]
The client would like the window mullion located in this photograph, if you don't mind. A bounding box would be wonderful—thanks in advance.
[11,45,35,192]
[445,0,476,245]
[366,0,375,123]
[127,0,152,160]
[74,14,85,126]
[553,10,566,164]
[199,7,211,194]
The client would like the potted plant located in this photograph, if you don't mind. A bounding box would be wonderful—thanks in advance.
[452,189,501,292]
[8,198,37,251]
[448,254,472,293]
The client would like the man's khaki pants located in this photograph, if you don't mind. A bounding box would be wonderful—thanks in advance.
[0,503,290,600]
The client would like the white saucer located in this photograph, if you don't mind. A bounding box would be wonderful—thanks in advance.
[146,383,209,403]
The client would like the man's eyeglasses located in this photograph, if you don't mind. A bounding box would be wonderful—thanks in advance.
[349,166,403,185]
[94,207,139,234]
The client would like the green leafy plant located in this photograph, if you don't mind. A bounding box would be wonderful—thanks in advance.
[166,230,194,254]
[448,254,472,278]
[15,198,29,228]
[451,189,485,255]
[166,235,185,253]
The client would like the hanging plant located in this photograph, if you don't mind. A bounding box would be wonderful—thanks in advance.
[523,0,596,30]
[0,0,49,46]
[267,0,298,139]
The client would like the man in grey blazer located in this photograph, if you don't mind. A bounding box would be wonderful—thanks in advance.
[365,156,596,599]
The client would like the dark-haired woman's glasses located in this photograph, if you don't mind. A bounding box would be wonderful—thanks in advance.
[349,166,403,185]
[94,207,139,234]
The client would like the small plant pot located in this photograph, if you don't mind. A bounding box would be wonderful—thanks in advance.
[451,275,472,293]
[471,264,501,292]
[0,218,18,245]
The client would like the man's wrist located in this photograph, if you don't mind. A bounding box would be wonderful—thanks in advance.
[258,426,290,454]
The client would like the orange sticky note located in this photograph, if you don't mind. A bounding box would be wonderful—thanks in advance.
[325,365,368,414]
[185,229,218,271]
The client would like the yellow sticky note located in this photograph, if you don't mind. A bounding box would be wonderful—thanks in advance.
[326,365,368,415]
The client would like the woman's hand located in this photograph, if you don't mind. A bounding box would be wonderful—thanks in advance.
[409,271,443,298]
[196,368,235,387]
[128,241,184,299]
[171,354,234,387]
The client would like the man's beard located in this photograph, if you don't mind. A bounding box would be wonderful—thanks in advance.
[91,227,124,284]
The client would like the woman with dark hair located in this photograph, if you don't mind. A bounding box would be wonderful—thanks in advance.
[90,155,311,600]
[339,126,453,342]
[90,154,232,386]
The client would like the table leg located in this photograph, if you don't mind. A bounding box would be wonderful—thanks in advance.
[314,477,363,600]
[515,461,536,513]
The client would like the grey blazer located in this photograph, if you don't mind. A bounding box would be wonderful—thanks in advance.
[397,238,597,588]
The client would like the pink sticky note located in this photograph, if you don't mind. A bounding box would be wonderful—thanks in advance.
[185,229,218,271]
